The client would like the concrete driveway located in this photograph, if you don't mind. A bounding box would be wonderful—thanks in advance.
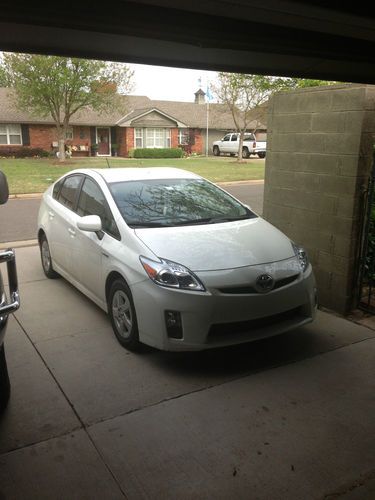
[1,245,375,499]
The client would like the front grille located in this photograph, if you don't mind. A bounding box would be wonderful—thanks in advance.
[208,307,303,338]
[218,274,299,295]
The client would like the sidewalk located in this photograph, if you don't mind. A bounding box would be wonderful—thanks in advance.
[0,246,375,499]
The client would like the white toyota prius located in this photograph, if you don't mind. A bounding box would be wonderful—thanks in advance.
[37,167,317,351]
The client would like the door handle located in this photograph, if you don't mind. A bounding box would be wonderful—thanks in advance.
[68,227,76,237]
[48,211,55,219]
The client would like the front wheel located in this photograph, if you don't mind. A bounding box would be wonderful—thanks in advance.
[39,234,59,279]
[0,344,10,413]
[213,146,220,156]
[258,152,266,159]
[108,279,142,351]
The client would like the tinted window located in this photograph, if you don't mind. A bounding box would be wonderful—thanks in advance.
[244,134,255,142]
[110,178,256,228]
[77,177,120,239]
[58,175,82,210]
[231,135,238,141]
[52,179,64,199]
[222,135,230,141]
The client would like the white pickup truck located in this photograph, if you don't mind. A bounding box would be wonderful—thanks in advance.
[213,132,266,158]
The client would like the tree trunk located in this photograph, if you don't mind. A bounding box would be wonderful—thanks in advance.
[238,132,244,162]
[56,125,66,162]
[58,138,66,162]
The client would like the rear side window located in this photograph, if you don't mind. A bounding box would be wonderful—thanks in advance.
[58,175,82,210]
[230,135,238,141]
[77,177,120,239]
[52,179,64,199]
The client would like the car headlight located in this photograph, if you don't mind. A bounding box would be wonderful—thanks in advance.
[140,256,205,291]
[292,243,309,273]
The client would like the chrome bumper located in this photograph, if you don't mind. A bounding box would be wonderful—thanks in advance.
[0,249,20,317]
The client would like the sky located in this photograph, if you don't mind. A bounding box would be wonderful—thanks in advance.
[127,63,217,102]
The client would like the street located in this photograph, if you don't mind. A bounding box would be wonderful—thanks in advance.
[0,182,265,243]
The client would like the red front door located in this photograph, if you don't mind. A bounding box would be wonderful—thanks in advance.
[97,128,110,155]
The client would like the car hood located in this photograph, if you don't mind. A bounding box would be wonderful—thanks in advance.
[134,217,295,271]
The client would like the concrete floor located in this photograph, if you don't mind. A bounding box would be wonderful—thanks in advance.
[0,246,375,499]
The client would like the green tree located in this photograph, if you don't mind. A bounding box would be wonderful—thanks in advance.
[213,73,340,161]
[2,53,134,161]
[0,65,9,86]
[213,74,294,161]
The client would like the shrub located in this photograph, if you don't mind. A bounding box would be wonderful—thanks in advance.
[132,148,183,158]
[0,147,50,158]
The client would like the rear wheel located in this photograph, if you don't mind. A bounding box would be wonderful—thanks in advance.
[108,279,142,351]
[39,234,59,279]
[258,152,266,159]
[213,146,220,156]
[0,344,10,413]
[242,147,250,159]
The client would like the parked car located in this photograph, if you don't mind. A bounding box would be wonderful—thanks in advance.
[213,133,266,158]
[37,167,316,352]
[0,171,20,412]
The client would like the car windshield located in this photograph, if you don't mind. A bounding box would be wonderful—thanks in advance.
[109,178,256,228]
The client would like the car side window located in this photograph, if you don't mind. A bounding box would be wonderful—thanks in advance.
[52,179,64,200]
[223,135,230,141]
[77,177,120,240]
[57,175,82,210]
[230,135,238,141]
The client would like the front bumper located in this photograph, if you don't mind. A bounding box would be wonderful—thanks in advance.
[132,261,316,351]
[0,249,20,346]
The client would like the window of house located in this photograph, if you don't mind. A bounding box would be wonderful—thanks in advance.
[135,128,143,148]
[178,129,189,145]
[135,128,171,148]
[65,126,73,140]
[0,124,22,145]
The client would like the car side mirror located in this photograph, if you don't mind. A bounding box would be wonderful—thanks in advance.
[77,215,102,232]
[0,171,9,205]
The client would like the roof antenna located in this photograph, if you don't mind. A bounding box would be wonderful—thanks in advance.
[106,157,111,168]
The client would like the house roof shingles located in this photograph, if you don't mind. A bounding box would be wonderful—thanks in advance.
[0,88,267,130]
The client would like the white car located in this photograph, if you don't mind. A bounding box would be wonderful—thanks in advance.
[37,168,317,351]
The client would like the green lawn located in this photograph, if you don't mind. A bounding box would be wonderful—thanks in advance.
[0,156,265,194]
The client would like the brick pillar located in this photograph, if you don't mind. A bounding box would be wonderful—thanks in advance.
[171,128,179,148]
[263,84,375,314]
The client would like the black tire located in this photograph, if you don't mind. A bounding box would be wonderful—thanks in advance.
[39,234,59,279]
[242,147,250,159]
[213,146,220,156]
[108,279,142,351]
[258,152,266,159]
[0,343,10,413]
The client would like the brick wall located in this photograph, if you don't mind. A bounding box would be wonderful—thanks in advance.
[29,125,57,150]
[191,129,203,154]
[263,84,375,314]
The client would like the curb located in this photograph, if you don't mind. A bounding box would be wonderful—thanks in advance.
[0,239,38,249]
[9,193,43,199]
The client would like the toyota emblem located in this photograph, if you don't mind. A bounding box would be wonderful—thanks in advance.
[255,274,275,293]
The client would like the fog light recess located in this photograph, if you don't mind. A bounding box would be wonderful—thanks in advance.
[165,310,183,339]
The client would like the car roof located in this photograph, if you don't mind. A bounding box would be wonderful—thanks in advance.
[66,167,201,183]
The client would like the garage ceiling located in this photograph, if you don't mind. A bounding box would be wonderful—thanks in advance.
[1,1,375,83]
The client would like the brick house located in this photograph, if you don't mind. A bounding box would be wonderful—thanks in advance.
[0,88,267,157]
